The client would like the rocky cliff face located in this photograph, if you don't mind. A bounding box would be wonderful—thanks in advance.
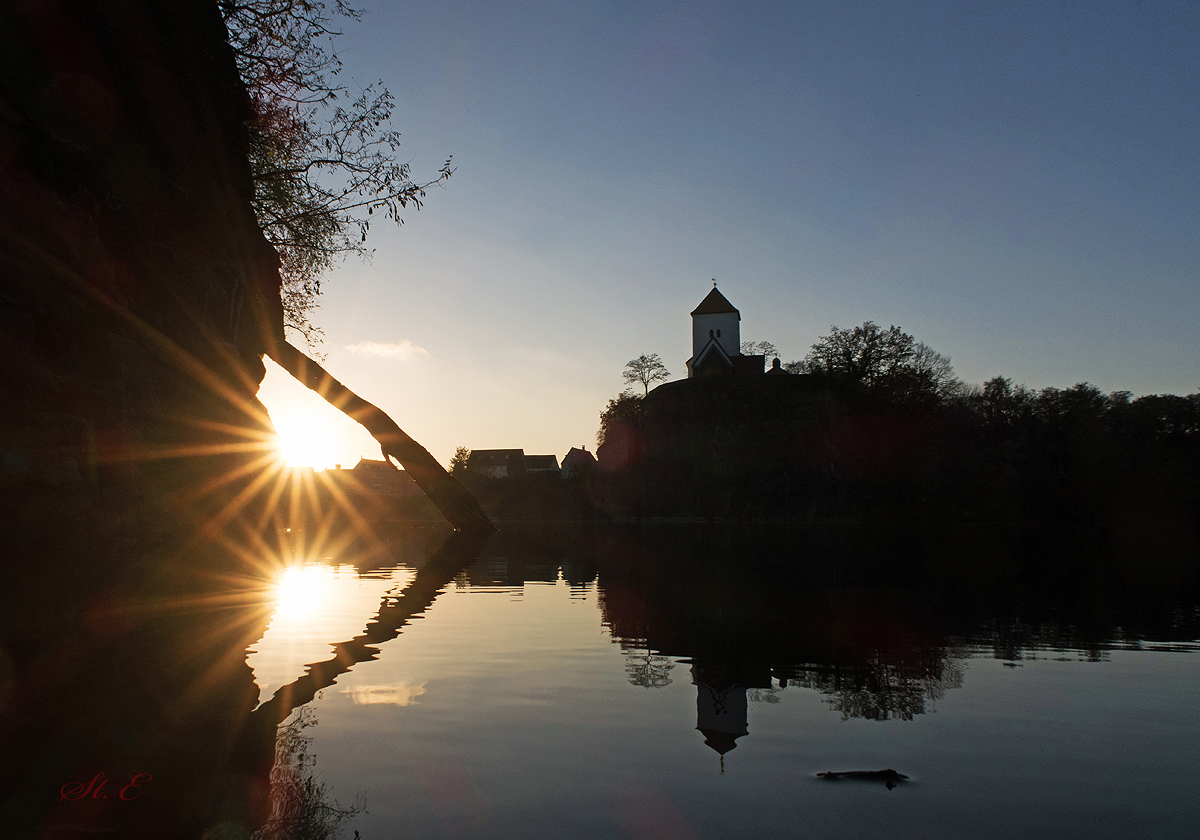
[1,0,286,589]
[0,4,294,834]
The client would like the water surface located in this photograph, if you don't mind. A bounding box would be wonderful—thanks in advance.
[246,524,1200,839]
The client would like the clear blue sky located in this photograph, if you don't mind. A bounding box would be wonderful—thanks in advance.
[258,0,1200,469]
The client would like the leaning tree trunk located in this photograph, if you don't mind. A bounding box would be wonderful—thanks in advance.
[268,340,494,533]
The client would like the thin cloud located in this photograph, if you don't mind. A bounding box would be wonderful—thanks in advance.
[343,339,430,360]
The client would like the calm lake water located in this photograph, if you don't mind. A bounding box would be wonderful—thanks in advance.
[244,523,1200,839]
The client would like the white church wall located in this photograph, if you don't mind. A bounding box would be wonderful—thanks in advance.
[692,311,740,361]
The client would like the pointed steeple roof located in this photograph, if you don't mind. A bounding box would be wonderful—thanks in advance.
[691,286,740,317]
[698,728,742,756]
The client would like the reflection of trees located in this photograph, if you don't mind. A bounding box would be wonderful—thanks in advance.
[592,526,976,722]
[986,619,1112,663]
[785,656,964,721]
[621,641,674,688]
[254,708,363,840]
[587,521,1200,731]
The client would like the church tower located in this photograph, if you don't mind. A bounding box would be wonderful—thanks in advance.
[687,284,742,377]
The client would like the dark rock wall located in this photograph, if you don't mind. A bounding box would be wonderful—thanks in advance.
[0,4,295,836]
[1,0,285,587]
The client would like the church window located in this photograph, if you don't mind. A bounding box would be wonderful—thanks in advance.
[717,330,721,337]
[709,330,714,338]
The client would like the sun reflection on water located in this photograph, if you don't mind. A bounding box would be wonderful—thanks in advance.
[274,565,329,618]
[247,561,416,700]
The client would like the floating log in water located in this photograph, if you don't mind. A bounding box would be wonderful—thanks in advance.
[267,340,495,533]
[817,769,909,789]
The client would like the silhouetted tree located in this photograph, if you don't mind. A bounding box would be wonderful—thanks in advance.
[622,354,670,395]
[1128,393,1200,439]
[598,391,643,448]
[803,322,916,384]
[448,446,470,476]
[741,340,779,359]
[1035,383,1109,427]
[911,342,961,397]
[975,376,1034,426]
[802,322,960,401]
[220,0,453,345]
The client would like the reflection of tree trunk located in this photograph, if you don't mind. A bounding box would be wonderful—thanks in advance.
[267,340,494,533]
[234,528,491,759]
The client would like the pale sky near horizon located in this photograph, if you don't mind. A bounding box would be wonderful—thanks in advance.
[256,0,1200,470]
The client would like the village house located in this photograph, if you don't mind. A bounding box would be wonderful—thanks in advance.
[325,458,422,497]
[466,449,562,478]
[561,446,596,479]
[525,454,561,475]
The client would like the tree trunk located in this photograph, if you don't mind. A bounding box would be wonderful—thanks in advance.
[267,340,495,533]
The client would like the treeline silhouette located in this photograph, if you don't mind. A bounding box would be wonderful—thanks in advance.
[416,370,1199,543]
[594,333,1199,546]
[300,320,1196,540]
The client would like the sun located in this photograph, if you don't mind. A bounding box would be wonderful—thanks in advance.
[271,410,336,468]
[272,412,328,470]
[257,357,378,470]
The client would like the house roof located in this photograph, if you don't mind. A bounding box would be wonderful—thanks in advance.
[354,458,392,473]
[466,449,527,473]
[525,454,560,471]
[733,353,764,375]
[691,287,740,317]
[562,447,596,465]
[467,449,525,464]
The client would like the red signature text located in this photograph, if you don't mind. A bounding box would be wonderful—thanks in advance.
[60,771,153,803]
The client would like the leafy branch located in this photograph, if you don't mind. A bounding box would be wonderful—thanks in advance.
[220,0,452,347]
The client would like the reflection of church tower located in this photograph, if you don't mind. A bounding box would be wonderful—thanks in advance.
[692,664,748,772]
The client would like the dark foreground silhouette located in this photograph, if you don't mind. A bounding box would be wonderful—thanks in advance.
[0,525,490,839]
